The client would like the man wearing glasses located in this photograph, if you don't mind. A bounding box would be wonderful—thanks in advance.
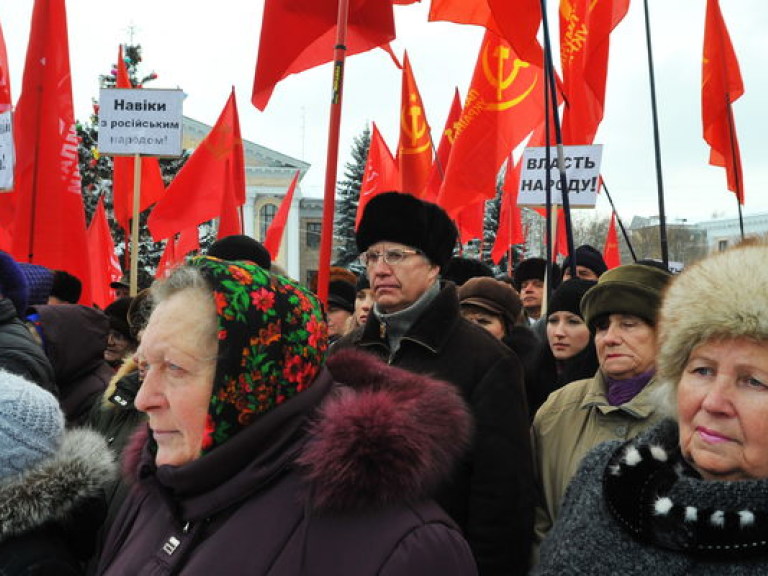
[333,192,534,576]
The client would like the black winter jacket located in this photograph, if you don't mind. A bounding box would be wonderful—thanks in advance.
[0,297,55,394]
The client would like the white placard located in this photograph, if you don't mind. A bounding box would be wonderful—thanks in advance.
[97,88,183,157]
[0,111,13,191]
[518,144,603,207]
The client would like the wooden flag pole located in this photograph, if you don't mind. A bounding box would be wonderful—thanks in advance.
[129,154,141,297]
[316,0,351,305]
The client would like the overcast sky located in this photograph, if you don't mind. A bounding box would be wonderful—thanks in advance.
[0,0,765,224]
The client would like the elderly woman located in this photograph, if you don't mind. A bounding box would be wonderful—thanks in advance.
[532,263,672,541]
[535,239,768,573]
[96,256,477,576]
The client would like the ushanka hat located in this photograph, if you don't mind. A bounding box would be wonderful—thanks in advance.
[356,192,458,270]
[0,370,65,479]
[188,256,328,453]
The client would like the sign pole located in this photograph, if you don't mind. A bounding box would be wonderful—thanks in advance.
[129,154,141,297]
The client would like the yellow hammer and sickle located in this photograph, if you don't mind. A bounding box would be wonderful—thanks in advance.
[481,42,539,112]
[400,94,430,154]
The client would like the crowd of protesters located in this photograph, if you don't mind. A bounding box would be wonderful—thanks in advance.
[1,191,768,574]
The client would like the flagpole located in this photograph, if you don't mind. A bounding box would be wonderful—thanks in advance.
[725,98,745,238]
[600,178,637,261]
[642,0,670,266]
[129,154,141,297]
[539,0,577,280]
[316,0,350,306]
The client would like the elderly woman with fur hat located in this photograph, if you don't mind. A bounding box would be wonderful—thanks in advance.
[535,239,768,574]
[531,263,673,546]
[96,256,477,576]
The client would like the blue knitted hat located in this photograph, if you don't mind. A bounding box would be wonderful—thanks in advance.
[0,370,65,479]
[0,251,29,316]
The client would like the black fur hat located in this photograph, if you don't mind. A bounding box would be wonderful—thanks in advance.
[442,257,495,286]
[208,235,272,270]
[356,192,458,270]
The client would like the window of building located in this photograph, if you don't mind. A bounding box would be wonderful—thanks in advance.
[306,221,322,249]
[718,239,728,252]
[259,204,277,241]
[306,269,318,289]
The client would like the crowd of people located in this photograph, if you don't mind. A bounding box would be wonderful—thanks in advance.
[1,191,768,575]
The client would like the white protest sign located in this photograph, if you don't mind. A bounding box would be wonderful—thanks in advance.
[97,88,183,157]
[0,111,13,191]
[518,144,603,207]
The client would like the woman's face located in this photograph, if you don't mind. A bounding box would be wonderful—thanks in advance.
[461,306,506,340]
[678,338,768,481]
[135,290,217,467]
[547,311,591,360]
[594,314,656,380]
[354,288,374,326]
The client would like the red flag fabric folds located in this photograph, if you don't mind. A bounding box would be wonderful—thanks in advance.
[424,87,462,203]
[438,31,546,217]
[148,89,245,240]
[702,0,744,203]
[491,159,524,264]
[0,21,11,112]
[252,0,396,110]
[397,52,433,197]
[11,0,92,303]
[560,0,630,145]
[356,123,399,228]
[263,170,300,260]
[87,197,121,309]
[602,210,621,269]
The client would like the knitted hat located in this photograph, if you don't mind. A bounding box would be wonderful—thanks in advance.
[50,270,82,304]
[513,258,561,291]
[562,245,608,278]
[0,250,29,316]
[17,264,54,306]
[356,192,458,270]
[657,239,768,396]
[459,277,522,326]
[207,234,272,270]
[580,263,672,330]
[187,256,328,453]
[104,297,136,343]
[442,257,495,287]
[548,278,597,318]
[0,370,65,479]
[328,280,355,313]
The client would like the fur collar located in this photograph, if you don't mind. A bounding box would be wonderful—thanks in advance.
[0,428,116,542]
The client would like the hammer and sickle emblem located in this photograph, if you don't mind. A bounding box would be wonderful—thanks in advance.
[400,94,430,154]
[481,42,538,112]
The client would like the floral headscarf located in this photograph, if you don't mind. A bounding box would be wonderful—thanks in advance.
[188,256,328,453]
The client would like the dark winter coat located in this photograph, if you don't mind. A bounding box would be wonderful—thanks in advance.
[502,324,544,421]
[97,350,478,576]
[535,419,768,575]
[333,282,535,576]
[0,428,116,576]
[0,297,56,394]
[29,304,114,426]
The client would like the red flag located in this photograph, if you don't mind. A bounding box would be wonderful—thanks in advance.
[491,159,524,264]
[263,170,300,260]
[702,0,744,203]
[456,202,485,244]
[11,0,92,303]
[424,87,462,202]
[111,45,166,232]
[438,31,546,217]
[155,227,199,279]
[148,89,245,240]
[86,197,121,309]
[252,0,396,110]
[356,123,399,228]
[429,0,542,66]
[397,52,433,196]
[0,21,10,112]
[217,177,243,239]
[560,0,630,145]
[602,211,621,269]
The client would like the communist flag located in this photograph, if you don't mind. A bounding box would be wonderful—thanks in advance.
[456,201,485,244]
[0,21,10,112]
[702,0,744,203]
[356,122,399,228]
[602,210,621,269]
[112,45,166,232]
[156,226,199,279]
[11,0,92,304]
[560,0,630,145]
[264,170,300,260]
[491,158,524,264]
[87,197,121,309]
[424,87,462,203]
[252,0,396,110]
[429,0,542,66]
[397,52,433,197]
[438,30,546,217]
[148,89,245,240]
